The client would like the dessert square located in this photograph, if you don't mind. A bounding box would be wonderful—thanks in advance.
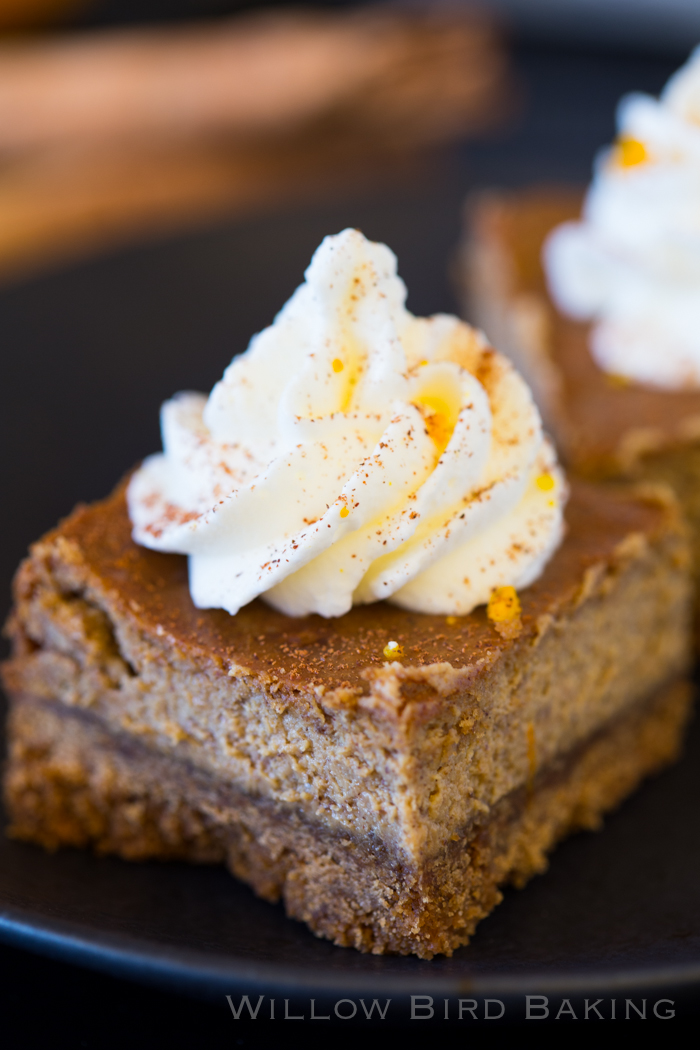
[2,476,692,958]
[462,188,700,627]
[463,187,700,478]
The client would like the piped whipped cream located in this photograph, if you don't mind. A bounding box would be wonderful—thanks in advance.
[545,46,700,389]
[128,229,566,618]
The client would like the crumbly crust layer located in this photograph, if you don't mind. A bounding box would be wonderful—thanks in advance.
[6,680,692,958]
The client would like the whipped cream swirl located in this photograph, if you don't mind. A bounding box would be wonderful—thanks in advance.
[545,47,700,389]
[128,229,565,618]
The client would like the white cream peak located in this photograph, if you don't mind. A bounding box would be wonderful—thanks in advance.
[545,46,700,389]
[128,229,565,617]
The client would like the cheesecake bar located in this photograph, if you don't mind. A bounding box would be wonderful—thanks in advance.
[463,188,700,624]
[2,477,692,958]
[462,188,700,478]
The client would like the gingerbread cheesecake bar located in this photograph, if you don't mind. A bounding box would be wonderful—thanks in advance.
[461,53,700,633]
[2,477,692,958]
[463,189,700,630]
[462,187,700,480]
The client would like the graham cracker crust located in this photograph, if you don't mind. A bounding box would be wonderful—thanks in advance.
[5,679,692,959]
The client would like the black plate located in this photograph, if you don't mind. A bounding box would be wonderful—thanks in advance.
[1,44,698,1009]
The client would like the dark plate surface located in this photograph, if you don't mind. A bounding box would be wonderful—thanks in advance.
[1,44,698,1003]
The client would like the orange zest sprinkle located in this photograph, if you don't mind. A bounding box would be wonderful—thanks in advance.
[487,586,523,640]
[417,394,454,454]
[332,358,344,373]
[383,640,404,659]
[606,372,631,389]
[536,473,555,492]
[339,505,350,518]
[487,586,520,622]
[616,137,648,168]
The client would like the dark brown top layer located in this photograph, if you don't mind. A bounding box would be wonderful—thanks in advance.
[478,187,700,474]
[41,479,672,694]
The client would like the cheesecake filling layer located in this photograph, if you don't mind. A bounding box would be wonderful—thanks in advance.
[128,228,565,617]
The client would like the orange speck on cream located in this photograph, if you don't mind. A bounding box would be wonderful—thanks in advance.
[487,585,523,639]
[332,358,344,373]
[616,137,648,168]
[606,372,631,389]
[417,394,454,454]
[383,640,404,659]
[339,505,350,518]
[536,472,555,492]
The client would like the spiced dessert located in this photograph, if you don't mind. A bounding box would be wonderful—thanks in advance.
[2,229,693,958]
[461,49,700,626]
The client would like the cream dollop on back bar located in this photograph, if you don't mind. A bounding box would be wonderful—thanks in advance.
[128,229,565,617]
[545,47,700,390]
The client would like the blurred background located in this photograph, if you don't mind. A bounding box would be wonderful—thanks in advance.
[0,0,694,282]
[0,0,692,549]
[0,1,698,1046]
